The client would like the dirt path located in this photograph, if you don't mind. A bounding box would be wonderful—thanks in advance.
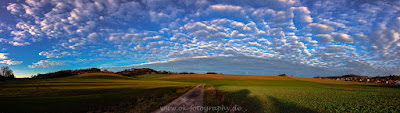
[153,84,204,113]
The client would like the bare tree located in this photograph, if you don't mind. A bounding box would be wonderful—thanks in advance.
[0,66,15,79]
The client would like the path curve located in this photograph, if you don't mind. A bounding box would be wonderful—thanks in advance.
[153,84,204,113]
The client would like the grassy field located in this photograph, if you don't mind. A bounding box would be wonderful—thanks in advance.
[1,73,399,113]
[0,73,195,113]
[160,74,400,113]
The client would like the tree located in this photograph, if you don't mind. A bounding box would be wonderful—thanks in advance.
[0,66,15,80]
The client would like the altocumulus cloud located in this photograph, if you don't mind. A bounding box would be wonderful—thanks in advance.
[0,0,399,77]
[102,55,399,77]
[0,53,22,65]
[28,60,64,68]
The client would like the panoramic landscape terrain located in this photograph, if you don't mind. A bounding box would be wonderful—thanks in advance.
[1,0,400,112]
[1,68,399,112]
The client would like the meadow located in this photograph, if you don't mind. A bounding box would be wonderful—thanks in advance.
[0,73,195,113]
[0,73,399,113]
[160,74,400,113]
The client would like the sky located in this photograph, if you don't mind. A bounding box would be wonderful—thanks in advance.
[0,0,400,78]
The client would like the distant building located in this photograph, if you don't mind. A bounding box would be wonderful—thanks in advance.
[314,74,400,85]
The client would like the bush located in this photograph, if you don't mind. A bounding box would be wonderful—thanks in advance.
[278,74,287,76]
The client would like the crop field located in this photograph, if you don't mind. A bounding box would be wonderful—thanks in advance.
[1,73,399,113]
[0,73,195,113]
[161,74,400,112]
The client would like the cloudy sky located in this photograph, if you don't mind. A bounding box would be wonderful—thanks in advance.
[0,0,400,77]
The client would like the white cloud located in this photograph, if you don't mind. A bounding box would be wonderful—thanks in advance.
[360,3,382,14]
[185,22,209,32]
[0,53,23,65]
[122,33,143,41]
[315,34,333,43]
[0,38,6,43]
[309,23,334,34]
[367,21,400,58]
[202,4,246,20]
[319,18,346,28]
[28,60,64,68]
[228,0,298,10]
[144,35,164,41]
[6,3,23,15]
[183,21,229,41]
[108,35,120,42]
[0,60,23,65]
[331,32,353,42]
[149,11,171,22]
[252,8,294,27]
[0,53,8,60]
[314,32,353,43]
[292,7,313,25]
[209,4,242,11]
[39,50,75,58]
[9,41,31,46]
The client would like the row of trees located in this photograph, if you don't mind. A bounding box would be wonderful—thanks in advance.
[0,66,14,81]
[116,68,174,76]
[31,68,101,79]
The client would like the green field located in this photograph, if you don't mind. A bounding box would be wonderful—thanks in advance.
[0,73,195,113]
[160,75,400,113]
[1,73,400,113]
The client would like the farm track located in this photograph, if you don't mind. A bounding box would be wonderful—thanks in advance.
[153,84,204,113]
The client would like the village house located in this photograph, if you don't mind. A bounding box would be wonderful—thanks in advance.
[314,75,400,85]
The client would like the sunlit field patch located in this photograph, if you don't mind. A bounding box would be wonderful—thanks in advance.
[163,74,400,112]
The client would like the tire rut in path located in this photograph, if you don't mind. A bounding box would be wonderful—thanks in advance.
[153,84,204,113]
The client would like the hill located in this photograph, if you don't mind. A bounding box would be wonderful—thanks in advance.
[1,73,399,112]
[31,68,174,79]
[68,73,133,79]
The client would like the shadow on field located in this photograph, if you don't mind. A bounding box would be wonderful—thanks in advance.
[268,96,317,113]
[204,87,264,113]
[0,86,193,113]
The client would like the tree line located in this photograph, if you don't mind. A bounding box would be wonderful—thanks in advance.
[1,66,223,80]
[31,68,101,79]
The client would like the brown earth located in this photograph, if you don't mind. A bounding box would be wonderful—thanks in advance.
[159,74,293,80]
[161,74,380,85]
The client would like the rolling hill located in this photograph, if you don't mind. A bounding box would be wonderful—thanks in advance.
[1,73,399,112]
